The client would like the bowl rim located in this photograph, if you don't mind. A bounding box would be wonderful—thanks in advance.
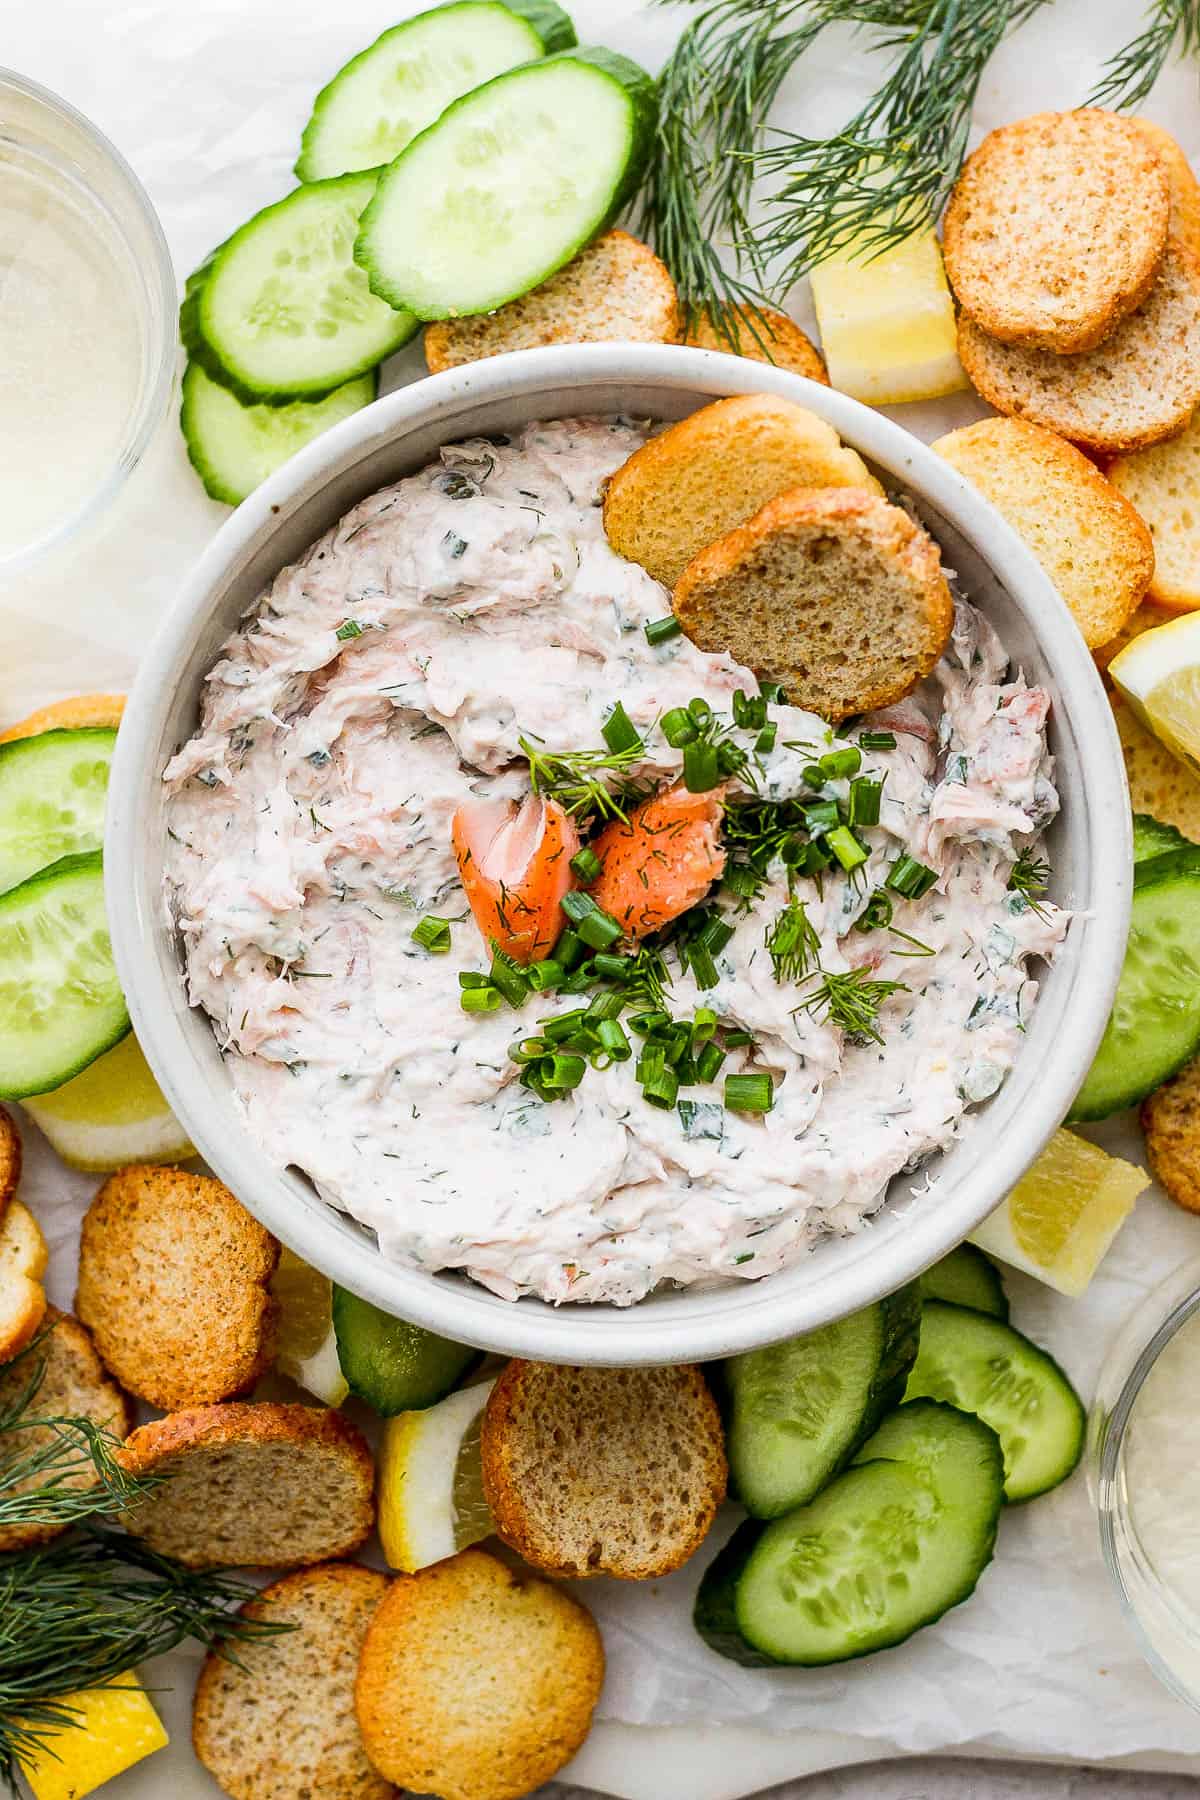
[106,343,1131,1363]
[0,66,177,576]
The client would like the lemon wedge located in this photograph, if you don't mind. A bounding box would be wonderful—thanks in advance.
[20,1030,194,1172]
[271,1246,349,1406]
[18,1672,168,1800]
[378,1378,496,1572]
[1110,611,1200,777]
[970,1129,1149,1297]
[810,227,968,405]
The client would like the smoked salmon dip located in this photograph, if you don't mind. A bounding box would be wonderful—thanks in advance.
[163,417,1067,1306]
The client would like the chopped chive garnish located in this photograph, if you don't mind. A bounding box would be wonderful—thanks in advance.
[461,984,502,1013]
[559,891,594,925]
[848,777,883,828]
[661,706,698,747]
[489,944,530,1008]
[336,619,365,640]
[459,970,489,989]
[723,1028,754,1048]
[886,853,938,899]
[820,746,862,781]
[826,826,868,873]
[686,944,720,989]
[584,987,625,1025]
[692,1007,718,1045]
[859,730,897,751]
[541,1008,592,1043]
[732,690,767,730]
[543,1053,586,1091]
[509,1037,548,1064]
[725,1072,774,1113]
[802,763,825,788]
[590,952,627,981]
[759,681,786,704]
[696,1041,726,1082]
[629,1008,670,1036]
[688,697,712,722]
[755,721,778,755]
[601,701,641,755]
[642,1061,680,1109]
[555,928,585,970]
[779,834,807,869]
[597,1018,632,1060]
[797,840,833,876]
[645,615,682,646]
[725,864,763,899]
[527,958,564,992]
[579,909,621,949]
[697,916,734,955]
[559,967,594,993]
[802,799,840,834]
[855,891,894,933]
[683,740,720,792]
[570,845,602,884]
[412,915,452,953]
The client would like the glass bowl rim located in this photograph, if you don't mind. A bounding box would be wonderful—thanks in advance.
[0,64,177,575]
[1094,1263,1200,1708]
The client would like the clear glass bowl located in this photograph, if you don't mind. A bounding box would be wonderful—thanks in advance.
[0,68,176,573]
[1090,1254,1200,1711]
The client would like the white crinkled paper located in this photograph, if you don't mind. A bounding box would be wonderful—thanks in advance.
[6,0,1200,1790]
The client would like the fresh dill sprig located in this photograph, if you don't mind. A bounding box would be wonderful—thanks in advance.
[0,1529,289,1793]
[519,733,650,823]
[766,897,821,982]
[643,0,823,330]
[795,966,908,1043]
[0,1344,157,1539]
[750,0,1052,283]
[1007,848,1051,918]
[1089,0,1200,109]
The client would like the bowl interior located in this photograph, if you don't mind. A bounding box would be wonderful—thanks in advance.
[108,347,1129,1364]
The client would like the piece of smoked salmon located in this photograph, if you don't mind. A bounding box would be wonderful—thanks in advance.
[589,786,726,940]
[452,794,579,965]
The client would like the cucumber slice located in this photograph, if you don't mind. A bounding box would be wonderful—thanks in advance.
[181,362,377,507]
[182,173,417,405]
[296,1,576,183]
[726,1284,920,1519]
[331,1286,479,1415]
[696,1401,1002,1666]
[0,728,115,895]
[903,1301,1084,1502]
[918,1245,1009,1320]
[1070,846,1200,1120]
[0,852,129,1099]
[355,46,656,319]
[1132,811,1192,863]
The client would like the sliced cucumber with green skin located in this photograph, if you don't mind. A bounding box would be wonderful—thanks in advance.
[0,852,129,1099]
[1132,811,1192,863]
[355,46,656,320]
[0,728,115,895]
[696,1401,1003,1667]
[918,1244,1009,1321]
[903,1301,1084,1502]
[296,1,576,184]
[181,362,378,507]
[726,1284,920,1519]
[1070,846,1200,1120]
[332,1286,479,1415]
[182,173,418,406]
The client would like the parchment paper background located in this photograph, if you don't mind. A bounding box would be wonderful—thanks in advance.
[5,1,1200,1790]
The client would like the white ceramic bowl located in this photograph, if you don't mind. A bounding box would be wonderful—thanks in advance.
[107,345,1130,1365]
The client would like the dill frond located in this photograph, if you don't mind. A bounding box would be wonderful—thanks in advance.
[519,733,650,823]
[795,966,908,1043]
[1089,0,1200,110]
[1007,848,1051,918]
[751,0,1052,284]
[766,897,821,982]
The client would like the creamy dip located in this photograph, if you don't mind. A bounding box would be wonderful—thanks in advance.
[164,417,1068,1306]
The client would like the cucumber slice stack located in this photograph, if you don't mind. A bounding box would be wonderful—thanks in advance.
[355,47,656,319]
[698,1268,1083,1667]
[296,0,577,182]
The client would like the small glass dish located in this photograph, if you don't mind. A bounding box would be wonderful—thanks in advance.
[0,68,176,574]
[1090,1254,1200,1711]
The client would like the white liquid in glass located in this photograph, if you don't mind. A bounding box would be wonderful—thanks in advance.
[1122,1311,1200,1689]
[0,152,142,559]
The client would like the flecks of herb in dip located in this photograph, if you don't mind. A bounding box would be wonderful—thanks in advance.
[163,417,1067,1306]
